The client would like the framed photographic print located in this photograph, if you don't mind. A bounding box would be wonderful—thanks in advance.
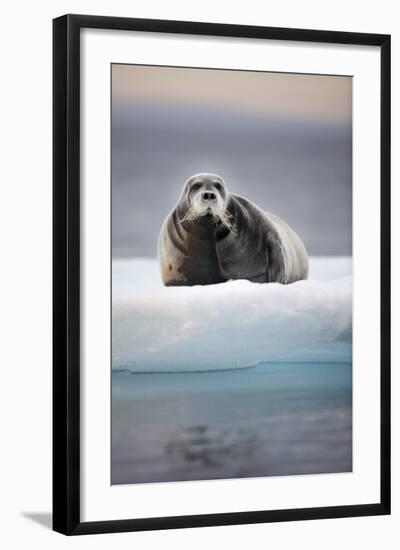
[53,14,390,535]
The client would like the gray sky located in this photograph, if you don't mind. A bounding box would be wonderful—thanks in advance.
[113,64,351,123]
[112,64,352,257]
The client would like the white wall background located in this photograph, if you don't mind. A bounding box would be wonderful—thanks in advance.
[0,0,398,548]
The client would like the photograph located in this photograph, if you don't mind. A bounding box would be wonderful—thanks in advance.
[111,63,353,485]
[0,0,394,544]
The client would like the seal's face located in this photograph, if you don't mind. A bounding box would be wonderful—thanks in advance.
[179,173,232,230]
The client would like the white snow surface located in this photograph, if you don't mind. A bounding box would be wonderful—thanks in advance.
[112,257,352,371]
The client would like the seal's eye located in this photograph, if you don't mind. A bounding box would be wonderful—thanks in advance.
[191,183,201,191]
[214,183,223,192]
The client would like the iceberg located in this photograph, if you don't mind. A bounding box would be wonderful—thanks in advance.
[112,257,352,371]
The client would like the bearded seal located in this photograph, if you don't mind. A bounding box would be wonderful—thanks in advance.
[158,173,308,286]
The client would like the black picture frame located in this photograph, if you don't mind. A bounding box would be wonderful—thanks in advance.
[53,14,391,535]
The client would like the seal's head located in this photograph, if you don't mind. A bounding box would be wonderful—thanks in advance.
[177,173,233,231]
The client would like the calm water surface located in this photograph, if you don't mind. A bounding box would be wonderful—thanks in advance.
[112,362,352,484]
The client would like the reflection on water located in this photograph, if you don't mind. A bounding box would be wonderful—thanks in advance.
[112,362,352,484]
[166,425,258,470]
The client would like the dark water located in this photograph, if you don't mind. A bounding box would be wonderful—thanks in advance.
[111,362,352,485]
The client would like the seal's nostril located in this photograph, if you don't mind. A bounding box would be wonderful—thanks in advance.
[203,192,216,201]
